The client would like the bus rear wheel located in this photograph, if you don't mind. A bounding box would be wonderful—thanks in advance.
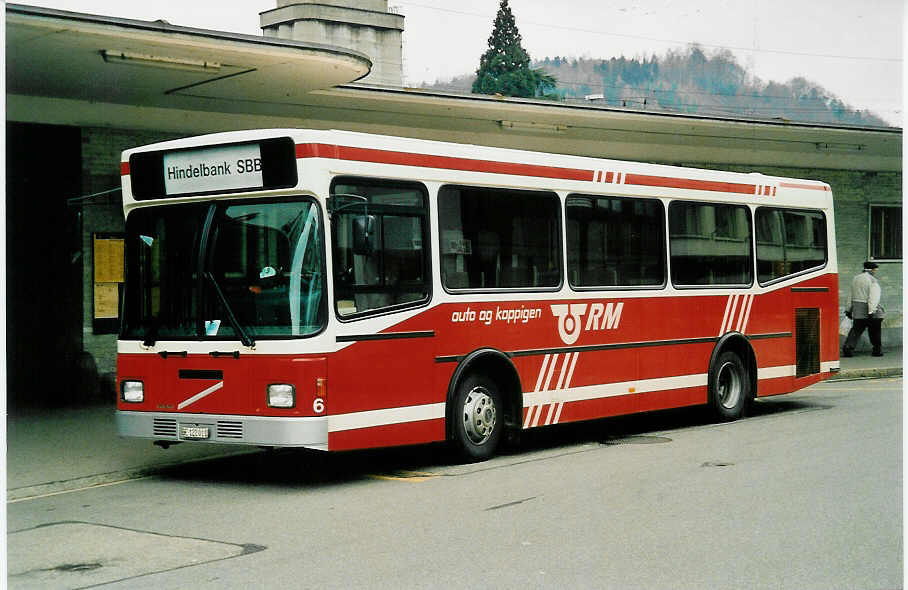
[451,373,503,462]
[709,351,750,421]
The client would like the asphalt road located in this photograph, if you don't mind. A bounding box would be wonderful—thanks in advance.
[7,378,903,589]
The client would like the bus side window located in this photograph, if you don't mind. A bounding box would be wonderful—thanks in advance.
[756,207,827,284]
[566,194,666,288]
[330,178,430,318]
[438,186,561,291]
[669,201,753,287]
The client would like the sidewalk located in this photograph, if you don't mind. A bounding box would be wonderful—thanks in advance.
[6,407,255,502]
[6,349,901,501]
[834,346,903,380]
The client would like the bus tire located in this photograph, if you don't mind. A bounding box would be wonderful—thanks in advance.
[451,373,503,462]
[709,351,749,421]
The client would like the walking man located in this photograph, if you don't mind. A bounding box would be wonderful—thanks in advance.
[843,261,884,357]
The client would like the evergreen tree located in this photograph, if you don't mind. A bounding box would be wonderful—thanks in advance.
[472,0,555,98]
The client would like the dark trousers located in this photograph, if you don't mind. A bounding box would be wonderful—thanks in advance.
[843,317,883,355]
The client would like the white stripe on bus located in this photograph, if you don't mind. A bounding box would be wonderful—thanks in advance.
[523,372,708,410]
[734,295,748,332]
[555,402,564,424]
[543,353,559,391]
[726,295,740,334]
[525,351,579,428]
[719,295,735,336]
[740,294,755,333]
[534,354,551,393]
[531,401,544,427]
[820,361,840,372]
[757,365,795,379]
[328,363,833,434]
[329,402,446,433]
[544,403,557,425]
[555,353,572,390]
[177,381,224,410]
[719,293,755,336]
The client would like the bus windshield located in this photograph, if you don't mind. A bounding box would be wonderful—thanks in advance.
[121,198,325,343]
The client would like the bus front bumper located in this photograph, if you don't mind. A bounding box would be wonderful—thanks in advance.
[116,410,329,450]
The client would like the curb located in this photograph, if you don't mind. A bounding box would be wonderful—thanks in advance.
[830,368,902,381]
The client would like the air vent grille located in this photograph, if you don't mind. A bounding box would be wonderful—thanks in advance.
[153,418,178,437]
[795,308,821,377]
[217,421,244,439]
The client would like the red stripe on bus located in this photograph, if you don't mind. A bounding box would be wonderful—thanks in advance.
[624,173,756,195]
[296,143,810,196]
[779,182,830,191]
[297,143,594,182]
[296,143,338,159]
[120,162,130,175]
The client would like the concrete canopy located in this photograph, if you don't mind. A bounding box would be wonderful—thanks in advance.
[6,4,371,109]
[295,85,903,172]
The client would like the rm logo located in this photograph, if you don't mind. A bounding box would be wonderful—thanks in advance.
[551,302,624,345]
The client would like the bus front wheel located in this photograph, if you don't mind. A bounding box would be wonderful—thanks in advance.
[709,351,750,421]
[451,373,503,462]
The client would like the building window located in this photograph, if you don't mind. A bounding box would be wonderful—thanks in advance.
[870,205,902,260]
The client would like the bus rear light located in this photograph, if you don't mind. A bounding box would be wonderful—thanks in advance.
[267,384,296,408]
[316,377,327,399]
[121,380,144,403]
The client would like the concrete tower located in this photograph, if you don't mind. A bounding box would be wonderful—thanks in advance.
[261,1,404,87]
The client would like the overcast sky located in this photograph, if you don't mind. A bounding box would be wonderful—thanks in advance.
[16,0,904,126]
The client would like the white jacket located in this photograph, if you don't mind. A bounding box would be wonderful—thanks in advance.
[850,270,883,318]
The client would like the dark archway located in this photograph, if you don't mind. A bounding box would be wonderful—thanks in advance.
[6,122,84,408]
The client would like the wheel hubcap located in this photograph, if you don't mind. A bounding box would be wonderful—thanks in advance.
[462,386,497,445]
[716,361,742,409]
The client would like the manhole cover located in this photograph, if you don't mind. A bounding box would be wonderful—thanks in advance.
[8,522,262,590]
[602,435,672,445]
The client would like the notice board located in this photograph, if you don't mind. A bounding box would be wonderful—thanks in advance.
[93,234,124,333]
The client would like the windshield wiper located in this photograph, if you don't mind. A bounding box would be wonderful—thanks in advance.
[205,271,255,348]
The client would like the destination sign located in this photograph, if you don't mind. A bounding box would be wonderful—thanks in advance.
[163,144,264,196]
[128,137,297,201]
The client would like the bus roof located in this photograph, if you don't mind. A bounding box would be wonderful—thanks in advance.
[121,128,834,209]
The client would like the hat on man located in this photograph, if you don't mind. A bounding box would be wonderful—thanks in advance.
[864,260,879,270]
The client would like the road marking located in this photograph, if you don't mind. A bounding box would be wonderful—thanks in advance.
[7,477,152,504]
[485,496,537,511]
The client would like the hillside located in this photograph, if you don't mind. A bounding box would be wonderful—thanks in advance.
[421,46,889,127]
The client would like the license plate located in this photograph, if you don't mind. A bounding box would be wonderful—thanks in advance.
[180,426,210,440]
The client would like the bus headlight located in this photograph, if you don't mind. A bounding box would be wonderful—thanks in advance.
[267,384,295,408]
[121,380,144,403]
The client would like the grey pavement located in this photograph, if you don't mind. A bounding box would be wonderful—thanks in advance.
[5,348,901,502]
[5,405,256,502]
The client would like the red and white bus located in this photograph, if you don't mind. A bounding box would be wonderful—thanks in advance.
[117,129,838,461]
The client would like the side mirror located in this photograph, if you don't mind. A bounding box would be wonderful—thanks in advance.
[353,215,377,256]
